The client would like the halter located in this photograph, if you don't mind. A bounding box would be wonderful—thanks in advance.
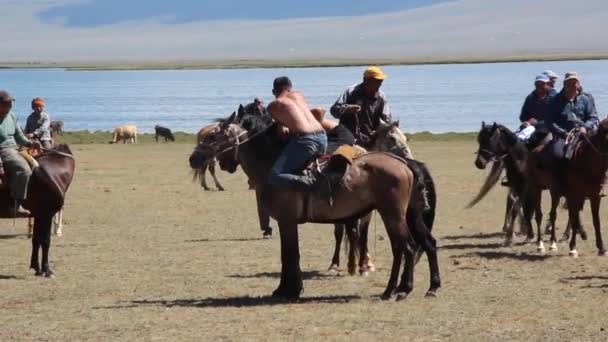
[476,148,508,162]
[203,125,268,159]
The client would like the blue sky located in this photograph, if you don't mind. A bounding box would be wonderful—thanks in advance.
[40,0,452,27]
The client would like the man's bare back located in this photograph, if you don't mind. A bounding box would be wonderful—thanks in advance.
[268,91,323,135]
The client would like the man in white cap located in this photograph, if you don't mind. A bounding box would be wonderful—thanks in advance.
[516,74,554,140]
[542,70,559,96]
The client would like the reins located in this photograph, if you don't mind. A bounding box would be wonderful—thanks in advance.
[40,148,76,159]
[580,132,608,157]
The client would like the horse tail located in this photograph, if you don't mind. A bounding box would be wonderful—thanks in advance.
[466,160,505,209]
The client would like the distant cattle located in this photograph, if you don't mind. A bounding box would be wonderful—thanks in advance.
[155,125,175,142]
[50,120,64,136]
[110,125,138,144]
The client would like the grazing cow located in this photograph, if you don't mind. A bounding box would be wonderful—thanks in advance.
[110,125,137,144]
[50,120,64,136]
[155,125,175,142]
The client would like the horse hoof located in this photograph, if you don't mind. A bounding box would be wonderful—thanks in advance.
[537,241,545,253]
[395,292,408,301]
[359,270,369,277]
[569,250,579,258]
[217,188,225,192]
[34,270,44,277]
[549,242,558,251]
[367,264,376,273]
[44,271,55,279]
[503,240,513,247]
[598,250,606,256]
[56,231,63,237]
[425,290,438,298]
[327,265,339,275]
[380,292,392,300]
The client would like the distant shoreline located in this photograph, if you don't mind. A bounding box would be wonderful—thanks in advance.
[54,130,477,144]
[2,53,608,71]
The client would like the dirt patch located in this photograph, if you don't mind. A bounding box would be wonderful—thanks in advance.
[1,142,607,341]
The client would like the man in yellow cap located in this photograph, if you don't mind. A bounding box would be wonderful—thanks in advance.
[24,97,53,149]
[330,66,394,149]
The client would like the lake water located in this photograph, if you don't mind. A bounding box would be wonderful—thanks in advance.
[1,60,607,133]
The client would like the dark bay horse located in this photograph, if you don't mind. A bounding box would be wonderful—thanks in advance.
[469,122,562,251]
[190,113,440,300]
[1,144,75,277]
[560,119,608,257]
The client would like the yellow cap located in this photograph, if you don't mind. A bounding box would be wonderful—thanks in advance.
[363,66,386,80]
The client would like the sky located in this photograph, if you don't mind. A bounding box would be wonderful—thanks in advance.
[0,0,607,62]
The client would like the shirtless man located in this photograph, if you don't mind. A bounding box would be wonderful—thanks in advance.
[267,76,327,190]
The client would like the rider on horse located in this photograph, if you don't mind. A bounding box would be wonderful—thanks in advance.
[24,97,53,149]
[516,74,555,141]
[330,66,412,158]
[0,90,42,216]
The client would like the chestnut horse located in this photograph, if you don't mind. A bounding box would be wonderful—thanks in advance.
[193,123,225,191]
[190,113,440,300]
[1,144,75,277]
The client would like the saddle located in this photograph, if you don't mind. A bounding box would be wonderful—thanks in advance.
[306,144,365,175]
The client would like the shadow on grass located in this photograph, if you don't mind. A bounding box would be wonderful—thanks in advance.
[227,270,333,280]
[186,238,264,243]
[561,275,608,289]
[0,274,23,280]
[452,251,550,261]
[441,232,504,240]
[96,295,360,309]
[561,275,608,281]
[440,242,504,250]
[0,233,28,240]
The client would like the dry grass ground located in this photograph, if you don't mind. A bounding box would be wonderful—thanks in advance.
[1,141,607,341]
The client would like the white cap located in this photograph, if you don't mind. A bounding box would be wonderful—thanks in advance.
[542,70,558,79]
[535,74,551,83]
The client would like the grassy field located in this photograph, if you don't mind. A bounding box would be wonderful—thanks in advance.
[2,53,608,71]
[1,141,607,341]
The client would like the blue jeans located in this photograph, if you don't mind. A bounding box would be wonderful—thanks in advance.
[269,131,327,189]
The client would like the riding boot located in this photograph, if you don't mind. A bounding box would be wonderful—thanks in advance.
[8,199,30,217]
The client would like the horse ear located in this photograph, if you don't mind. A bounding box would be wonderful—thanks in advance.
[392,120,400,127]
[238,104,246,117]
[492,122,497,130]
[481,121,486,128]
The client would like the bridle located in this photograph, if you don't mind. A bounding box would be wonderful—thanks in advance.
[200,124,268,160]
[475,128,509,163]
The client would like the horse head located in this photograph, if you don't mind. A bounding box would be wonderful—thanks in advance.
[372,120,407,153]
[474,121,509,169]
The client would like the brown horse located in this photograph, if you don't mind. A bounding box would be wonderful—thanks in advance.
[559,119,608,257]
[190,112,440,300]
[194,123,225,191]
[1,144,75,277]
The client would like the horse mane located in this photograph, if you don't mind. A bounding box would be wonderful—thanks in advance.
[236,111,283,163]
[467,122,526,208]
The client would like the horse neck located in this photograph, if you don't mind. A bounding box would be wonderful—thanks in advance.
[236,136,275,184]
[499,132,527,178]
[577,134,608,179]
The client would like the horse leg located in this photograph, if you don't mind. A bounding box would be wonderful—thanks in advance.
[209,160,224,191]
[30,219,42,276]
[200,163,210,191]
[328,224,343,274]
[395,241,415,301]
[54,209,64,237]
[568,200,583,257]
[548,191,560,251]
[255,189,272,239]
[379,214,406,300]
[589,195,606,256]
[272,221,303,299]
[27,217,33,238]
[344,220,360,276]
[358,214,375,274]
[502,191,515,233]
[37,215,55,277]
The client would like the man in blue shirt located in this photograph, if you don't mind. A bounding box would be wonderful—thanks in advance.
[516,74,554,140]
